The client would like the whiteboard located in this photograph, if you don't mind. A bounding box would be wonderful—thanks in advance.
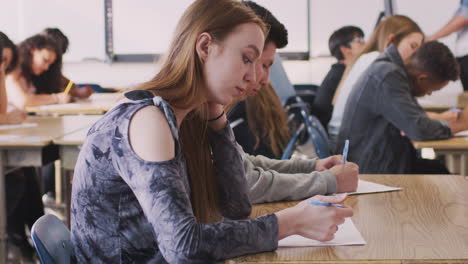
[112,0,309,55]
[0,0,104,62]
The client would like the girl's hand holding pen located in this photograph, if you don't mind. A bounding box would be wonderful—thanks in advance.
[276,194,353,242]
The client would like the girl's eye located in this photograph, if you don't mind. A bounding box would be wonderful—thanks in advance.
[243,56,252,64]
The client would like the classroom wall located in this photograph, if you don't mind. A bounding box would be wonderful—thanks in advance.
[0,0,462,93]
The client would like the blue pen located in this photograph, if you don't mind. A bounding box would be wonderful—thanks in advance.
[309,200,345,208]
[342,139,349,164]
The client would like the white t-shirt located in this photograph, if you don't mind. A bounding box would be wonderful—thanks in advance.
[328,51,380,145]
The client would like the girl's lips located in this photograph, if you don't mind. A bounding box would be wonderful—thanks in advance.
[236,86,246,96]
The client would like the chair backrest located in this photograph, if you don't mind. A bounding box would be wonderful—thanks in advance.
[307,114,330,159]
[31,214,72,264]
[270,54,297,105]
[270,55,330,159]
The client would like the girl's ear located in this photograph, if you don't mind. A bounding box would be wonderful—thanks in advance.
[195,32,213,62]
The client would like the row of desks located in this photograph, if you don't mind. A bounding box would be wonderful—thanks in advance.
[0,115,103,263]
[0,91,467,262]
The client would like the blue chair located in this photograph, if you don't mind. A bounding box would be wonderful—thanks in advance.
[270,55,330,159]
[31,214,72,264]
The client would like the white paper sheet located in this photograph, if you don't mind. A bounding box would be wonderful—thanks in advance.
[36,104,83,110]
[278,218,366,247]
[0,123,38,130]
[347,180,401,195]
[454,130,468,137]
[0,135,20,141]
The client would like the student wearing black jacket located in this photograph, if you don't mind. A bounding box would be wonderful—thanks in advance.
[311,26,365,128]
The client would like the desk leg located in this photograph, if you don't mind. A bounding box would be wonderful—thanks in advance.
[55,160,62,205]
[445,154,459,174]
[0,151,7,264]
[461,153,467,176]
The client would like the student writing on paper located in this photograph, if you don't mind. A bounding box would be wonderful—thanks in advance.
[311,26,365,128]
[71,1,352,262]
[35,28,93,99]
[223,1,359,203]
[328,16,460,150]
[337,41,468,174]
[6,34,71,108]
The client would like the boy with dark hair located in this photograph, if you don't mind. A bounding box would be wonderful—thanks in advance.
[312,26,365,128]
[227,1,359,204]
[337,41,468,174]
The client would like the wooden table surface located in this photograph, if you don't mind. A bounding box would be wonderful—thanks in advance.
[414,136,468,150]
[0,115,102,147]
[226,174,468,264]
[26,93,121,115]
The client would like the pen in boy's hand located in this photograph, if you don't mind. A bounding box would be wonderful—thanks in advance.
[309,200,345,208]
[342,139,349,164]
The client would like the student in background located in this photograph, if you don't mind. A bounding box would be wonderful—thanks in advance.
[71,0,353,262]
[337,41,468,174]
[6,34,71,108]
[226,1,359,204]
[0,32,26,123]
[36,28,93,99]
[0,32,41,263]
[311,26,365,128]
[329,15,424,149]
[427,0,468,90]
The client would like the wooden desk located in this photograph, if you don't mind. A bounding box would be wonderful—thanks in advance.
[414,136,468,176]
[26,93,121,115]
[227,174,468,264]
[0,115,102,263]
[53,124,100,226]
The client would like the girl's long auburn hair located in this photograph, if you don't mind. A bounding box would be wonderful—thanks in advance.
[333,15,423,104]
[136,0,267,223]
[244,83,290,157]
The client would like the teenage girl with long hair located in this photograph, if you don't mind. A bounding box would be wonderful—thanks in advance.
[6,34,71,108]
[71,0,353,262]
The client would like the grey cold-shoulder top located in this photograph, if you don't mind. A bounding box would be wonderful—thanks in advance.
[70,90,279,263]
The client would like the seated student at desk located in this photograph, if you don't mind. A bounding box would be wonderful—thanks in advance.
[329,16,423,148]
[311,25,365,128]
[225,1,359,203]
[6,34,71,108]
[337,41,468,174]
[35,28,93,99]
[329,16,459,150]
[71,0,353,262]
[0,32,41,262]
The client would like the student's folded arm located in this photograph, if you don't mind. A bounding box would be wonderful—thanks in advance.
[115,107,278,263]
[244,156,336,204]
[242,148,316,173]
[378,73,451,141]
[208,123,252,219]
